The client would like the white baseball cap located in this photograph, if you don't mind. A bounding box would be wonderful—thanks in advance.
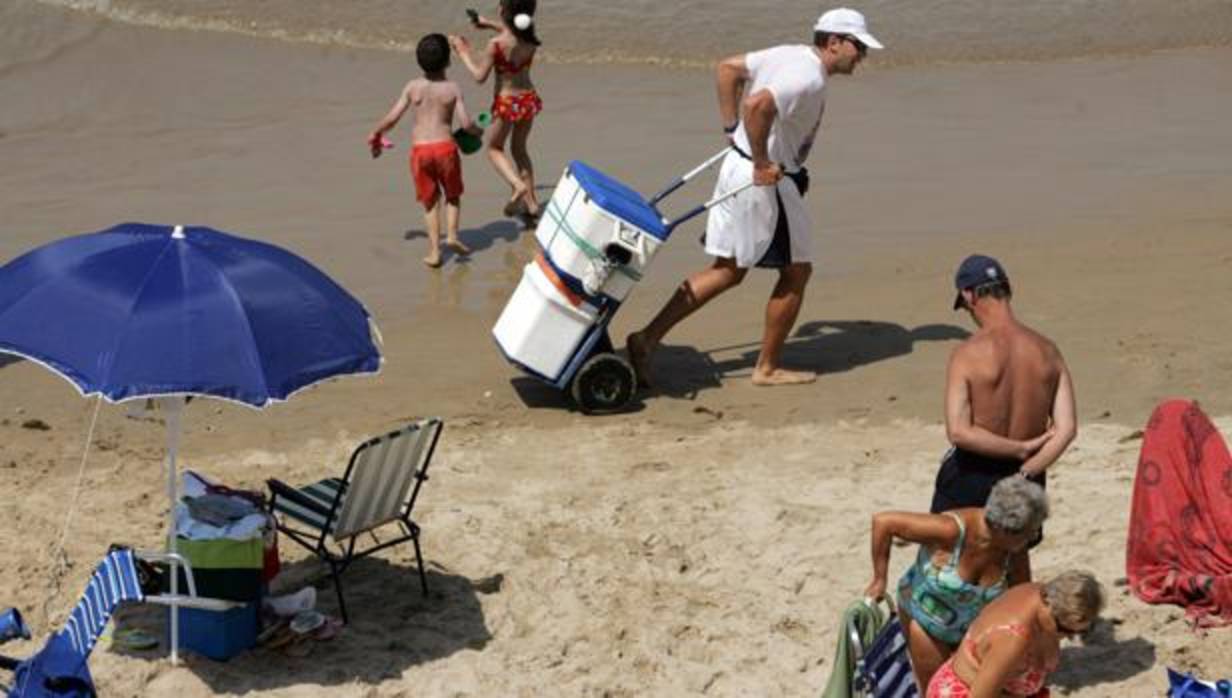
[814,8,884,50]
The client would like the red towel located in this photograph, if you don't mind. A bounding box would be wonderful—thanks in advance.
[1126,399,1232,627]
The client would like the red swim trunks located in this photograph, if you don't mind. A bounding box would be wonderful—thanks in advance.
[410,140,463,209]
[491,91,543,123]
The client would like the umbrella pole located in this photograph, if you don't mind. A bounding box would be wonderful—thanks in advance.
[161,396,185,665]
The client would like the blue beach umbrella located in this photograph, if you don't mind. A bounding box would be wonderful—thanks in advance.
[0,222,383,661]
[0,222,380,406]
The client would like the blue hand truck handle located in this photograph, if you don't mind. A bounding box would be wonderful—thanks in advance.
[648,147,759,233]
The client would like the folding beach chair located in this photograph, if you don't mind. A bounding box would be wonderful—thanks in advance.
[821,596,918,698]
[0,549,142,697]
[0,548,250,694]
[267,418,443,623]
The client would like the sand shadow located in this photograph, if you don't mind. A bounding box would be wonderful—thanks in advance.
[1049,620,1157,690]
[509,375,646,415]
[404,219,524,263]
[0,354,21,369]
[640,319,969,400]
[108,557,495,690]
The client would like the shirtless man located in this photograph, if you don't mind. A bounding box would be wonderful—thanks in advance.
[368,33,482,267]
[933,254,1077,580]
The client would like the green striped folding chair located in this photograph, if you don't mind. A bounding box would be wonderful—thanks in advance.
[267,418,443,623]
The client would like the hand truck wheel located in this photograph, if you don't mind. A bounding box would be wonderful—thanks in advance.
[570,352,636,414]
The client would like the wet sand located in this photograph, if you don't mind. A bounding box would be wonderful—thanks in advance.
[2,7,1231,696]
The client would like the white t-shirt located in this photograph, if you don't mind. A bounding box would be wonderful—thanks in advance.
[733,45,827,171]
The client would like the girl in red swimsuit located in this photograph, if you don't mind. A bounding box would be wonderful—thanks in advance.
[927,572,1104,698]
[450,0,543,221]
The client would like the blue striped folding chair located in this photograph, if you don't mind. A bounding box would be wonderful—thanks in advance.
[852,601,918,698]
[1,548,144,698]
[267,418,443,624]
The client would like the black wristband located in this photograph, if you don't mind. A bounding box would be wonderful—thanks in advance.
[723,121,739,134]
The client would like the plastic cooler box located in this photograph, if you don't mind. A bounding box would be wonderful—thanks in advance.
[493,258,600,382]
[493,161,669,384]
[534,161,668,302]
[176,601,259,661]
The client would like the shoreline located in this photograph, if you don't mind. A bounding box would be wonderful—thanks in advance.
[18,0,1232,70]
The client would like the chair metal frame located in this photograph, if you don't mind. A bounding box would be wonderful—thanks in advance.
[267,418,442,623]
[0,548,236,692]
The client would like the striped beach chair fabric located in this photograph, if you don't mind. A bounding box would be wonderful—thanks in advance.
[1,549,144,697]
[853,615,918,698]
[268,418,443,623]
[57,549,144,658]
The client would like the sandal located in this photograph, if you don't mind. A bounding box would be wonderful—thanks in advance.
[112,627,159,651]
[312,616,344,642]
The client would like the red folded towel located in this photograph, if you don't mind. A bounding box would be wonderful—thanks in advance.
[1127,399,1232,627]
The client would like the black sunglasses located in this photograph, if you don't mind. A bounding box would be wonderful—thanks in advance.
[841,35,868,56]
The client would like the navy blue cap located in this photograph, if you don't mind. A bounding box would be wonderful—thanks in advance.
[953,254,1009,310]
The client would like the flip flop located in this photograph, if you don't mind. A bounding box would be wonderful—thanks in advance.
[290,610,326,635]
[312,616,344,641]
[112,628,159,651]
[282,636,314,658]
[264,626,299,650]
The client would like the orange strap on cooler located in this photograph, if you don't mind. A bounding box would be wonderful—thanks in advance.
[535,251,584,308]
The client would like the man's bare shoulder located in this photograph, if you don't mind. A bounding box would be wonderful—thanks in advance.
[1015,323,1066,363]
[946,333,990,379]
[952,329,997,360]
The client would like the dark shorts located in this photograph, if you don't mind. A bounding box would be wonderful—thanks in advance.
[754,168,809,269]
[754,189,793,268]
[930,447,1047,548]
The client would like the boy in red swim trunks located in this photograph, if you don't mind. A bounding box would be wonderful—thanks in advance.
[368,33,482,267]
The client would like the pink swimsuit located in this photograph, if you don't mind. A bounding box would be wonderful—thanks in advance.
[927,624,1055,698]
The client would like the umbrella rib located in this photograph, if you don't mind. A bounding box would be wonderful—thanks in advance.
[196,238,372,403]
[206,261,271,403]
[0,238,153,397]
[216,234,378,368]
[96,238,181,396]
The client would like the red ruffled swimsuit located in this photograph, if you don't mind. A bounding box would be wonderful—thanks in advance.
[927,624,1056,698]
[491,43,541,123]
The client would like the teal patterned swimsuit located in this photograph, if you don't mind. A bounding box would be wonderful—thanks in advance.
[896,512,1010,645]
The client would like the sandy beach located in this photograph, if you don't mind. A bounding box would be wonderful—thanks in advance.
[3,2,1232,695]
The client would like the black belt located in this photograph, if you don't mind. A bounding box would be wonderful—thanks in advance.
[730,145,809,196]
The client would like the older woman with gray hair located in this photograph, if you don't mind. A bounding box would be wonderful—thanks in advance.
[864,477,1049,689]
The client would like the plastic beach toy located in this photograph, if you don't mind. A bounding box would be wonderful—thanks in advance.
[367,134,395,151]
[0,607,30,643]
[453,110,492,155]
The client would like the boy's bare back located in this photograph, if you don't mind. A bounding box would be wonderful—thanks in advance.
[404,78,468,145]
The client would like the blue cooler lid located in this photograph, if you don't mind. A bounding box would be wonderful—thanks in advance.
[567,161,668,240]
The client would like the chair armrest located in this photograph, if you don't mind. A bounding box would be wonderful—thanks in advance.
[267,478,332,519]
[144,595,245,612]
[135,550,246,612]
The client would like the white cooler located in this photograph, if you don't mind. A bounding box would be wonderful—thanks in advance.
[533,161,670,302]
[492,256,601,383]
[492,151,752,409]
